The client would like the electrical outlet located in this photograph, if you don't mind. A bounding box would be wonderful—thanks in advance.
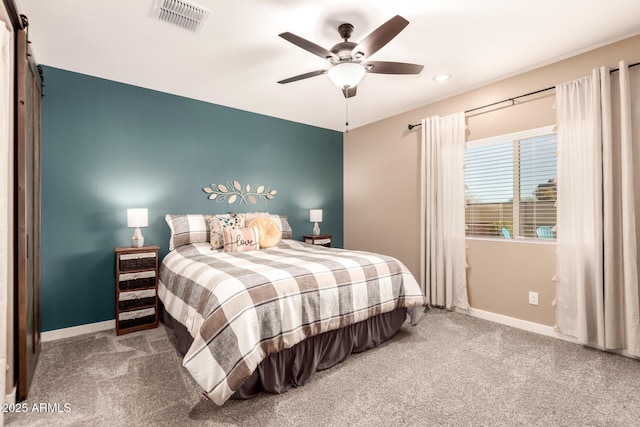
[528,291,539,306]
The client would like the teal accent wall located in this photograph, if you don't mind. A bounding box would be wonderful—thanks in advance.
[40,66,343,332]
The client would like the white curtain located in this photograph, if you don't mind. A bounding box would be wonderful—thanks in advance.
[420,112,469,310]
[1,22,11,410]
[556,61,640,356]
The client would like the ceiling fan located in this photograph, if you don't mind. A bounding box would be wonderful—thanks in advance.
[278,15,424,98]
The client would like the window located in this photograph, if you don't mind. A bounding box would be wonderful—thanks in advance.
[465,126,556,239]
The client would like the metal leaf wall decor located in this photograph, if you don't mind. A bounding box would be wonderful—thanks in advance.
[203,181,277,205]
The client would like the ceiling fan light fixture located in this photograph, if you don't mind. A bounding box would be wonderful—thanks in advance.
[328,62,366,89]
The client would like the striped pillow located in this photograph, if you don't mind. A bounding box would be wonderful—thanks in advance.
[165,214,212,250]
[269,214,293,239]
[222,227,260,252]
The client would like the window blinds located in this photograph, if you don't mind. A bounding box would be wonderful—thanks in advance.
[465,129,557,239]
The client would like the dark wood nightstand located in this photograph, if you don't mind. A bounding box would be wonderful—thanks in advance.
[115,245,159,335]
[302,234,332,248]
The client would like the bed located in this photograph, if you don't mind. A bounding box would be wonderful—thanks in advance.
[158,214,426,405]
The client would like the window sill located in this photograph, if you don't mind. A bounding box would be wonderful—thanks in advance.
[466,236,556,245]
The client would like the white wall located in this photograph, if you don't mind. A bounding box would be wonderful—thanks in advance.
[344,34,640,327]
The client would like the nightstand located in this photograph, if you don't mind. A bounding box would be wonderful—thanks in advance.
[302,234,332,248]
[115,245,159,335]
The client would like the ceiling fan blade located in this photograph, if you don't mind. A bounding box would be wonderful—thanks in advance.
[364,61,424,75]
[351,15,409,59]
[342,86,357,98]
[279,32,339,62]
[278,69,328,84]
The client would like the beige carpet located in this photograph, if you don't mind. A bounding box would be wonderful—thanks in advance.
[5,309,640,426]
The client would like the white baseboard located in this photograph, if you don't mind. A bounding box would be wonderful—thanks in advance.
[455,306,580,345]
[456,307,640,359]
[41,319,115,342]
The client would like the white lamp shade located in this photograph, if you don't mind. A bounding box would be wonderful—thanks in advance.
[328,63,366,88]
[310,209,323,223]
[127,208,148,228]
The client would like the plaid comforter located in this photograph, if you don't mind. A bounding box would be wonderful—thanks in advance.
[158,240,426,405]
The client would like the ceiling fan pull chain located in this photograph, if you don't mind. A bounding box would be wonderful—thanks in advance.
[345,96,349,133]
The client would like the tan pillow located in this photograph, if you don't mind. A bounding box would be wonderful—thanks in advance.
[247,217,281,248]
[244,212,270,222]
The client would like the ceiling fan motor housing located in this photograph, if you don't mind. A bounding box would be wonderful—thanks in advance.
[332,23,363,61]
[330,41,357,61]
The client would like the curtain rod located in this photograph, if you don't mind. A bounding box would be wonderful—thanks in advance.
[407,60,640,131]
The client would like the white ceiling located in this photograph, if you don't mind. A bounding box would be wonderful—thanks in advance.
[15,0,640,132]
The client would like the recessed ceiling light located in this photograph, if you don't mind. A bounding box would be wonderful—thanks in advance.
[433,74,451,82]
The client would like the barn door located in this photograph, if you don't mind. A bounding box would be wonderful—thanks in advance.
[16,23,42,402]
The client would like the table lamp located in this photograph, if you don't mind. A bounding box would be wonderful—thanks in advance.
[310,209,322,236]
[127,208,148,248]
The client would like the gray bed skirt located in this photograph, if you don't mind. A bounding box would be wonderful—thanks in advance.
[162,306,408,400]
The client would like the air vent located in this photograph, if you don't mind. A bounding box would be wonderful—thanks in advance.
[152,0,211,33]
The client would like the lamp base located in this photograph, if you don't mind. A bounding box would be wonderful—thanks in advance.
[313,222,320,236]
[132,227,144,248]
